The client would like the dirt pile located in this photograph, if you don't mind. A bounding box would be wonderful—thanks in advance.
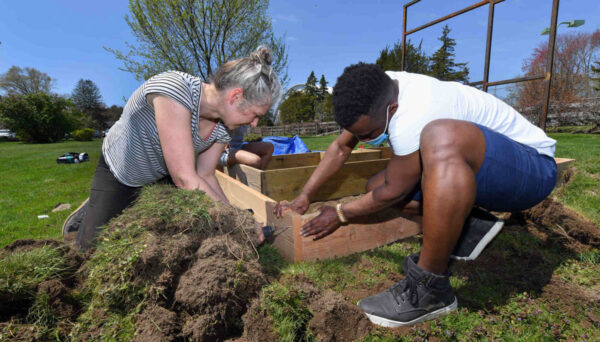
[520,197,600,249]
[70,185,268,341]
[241,275,372,341]
[0,239,84,341]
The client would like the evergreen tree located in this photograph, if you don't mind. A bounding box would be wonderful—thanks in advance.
[305,71,318,98]
[318,74,328,102]
[592,60,600,92]
[72,79,106,129]
[429,25,469,83]
[376,40,429,74]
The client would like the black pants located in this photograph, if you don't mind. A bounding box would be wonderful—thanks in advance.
[76,154,141,250]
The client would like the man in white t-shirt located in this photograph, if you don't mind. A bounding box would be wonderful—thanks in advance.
[274,63,557,327]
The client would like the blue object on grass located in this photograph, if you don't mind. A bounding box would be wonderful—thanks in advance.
[261,135,309,155]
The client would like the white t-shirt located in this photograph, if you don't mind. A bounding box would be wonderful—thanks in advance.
[386,71,556,157]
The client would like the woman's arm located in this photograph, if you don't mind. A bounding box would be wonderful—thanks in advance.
[151,94,224,202]
[196,141,229,203]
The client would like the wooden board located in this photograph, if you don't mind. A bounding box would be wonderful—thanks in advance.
[215,171,274,225]
[263,159,390,202]
[555,158,575,187]
[319,149,382,162]
[363,146,394,159]
[265,202,421,262]
[265,152,321,170]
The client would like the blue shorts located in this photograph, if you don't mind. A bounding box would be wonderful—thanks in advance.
[411,124,557,212]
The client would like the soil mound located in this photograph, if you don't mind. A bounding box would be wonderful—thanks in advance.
[520,198,600,249]
[0,240,84,340]
[242,276,372,341]
[69,185,268,341]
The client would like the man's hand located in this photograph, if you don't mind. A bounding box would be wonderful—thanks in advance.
[300,206,341,240]
[274,193,310,217]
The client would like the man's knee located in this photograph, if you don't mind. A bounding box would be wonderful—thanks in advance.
[264,142,274,155]
[420,120,472,164]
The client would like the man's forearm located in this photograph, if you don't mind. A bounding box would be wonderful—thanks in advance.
[300,144,351,198]
[342,184,409,219]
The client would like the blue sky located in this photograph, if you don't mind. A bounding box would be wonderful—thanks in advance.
[1,0,598,106]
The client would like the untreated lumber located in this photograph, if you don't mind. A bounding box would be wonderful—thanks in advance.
[554,158,574,187]
[216,170,422,262]
[363,146,394,159]
[262,159,389,202]
[319,149,382,162]
[265,152,321,170]
[215,171,274,225]
[265,201,421,262]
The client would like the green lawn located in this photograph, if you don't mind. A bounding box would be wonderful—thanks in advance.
[550,133,600,225]
[0,134,598,340]
[0,140,102,246]
[0,133,598,248]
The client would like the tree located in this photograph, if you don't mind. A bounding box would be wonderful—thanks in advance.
[278,91,314,124]
[0,93,77,143]
[106,0,288,86]
[0,66,55,96]
[258,108,275,126]
[516,29,600,109]
[304,71,318,98]
[318,74,328,102]
[592,60,600,92]
[278,72,334,124]
[102,104,124,123]
[376,39,429,74]
[315,92,333,122]
[429,25,469,83]
[72,79,107,129]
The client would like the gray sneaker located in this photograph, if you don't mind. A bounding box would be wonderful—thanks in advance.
[358,254,457,327]
[451,208,504,261]
[62,198,88,241]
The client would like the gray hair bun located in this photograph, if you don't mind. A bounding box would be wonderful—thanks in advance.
[212,45,281,106]
[251,46,273,66]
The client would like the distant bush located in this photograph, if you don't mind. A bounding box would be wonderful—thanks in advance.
[0,93,77,143]
[244,133,263,142]
[72,128,95,141]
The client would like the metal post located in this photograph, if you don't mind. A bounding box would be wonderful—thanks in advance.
[401,3,409,70]
[482,1,496,92]
[539,0,560,130]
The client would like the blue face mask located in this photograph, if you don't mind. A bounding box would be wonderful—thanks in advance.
[362,105,390,146]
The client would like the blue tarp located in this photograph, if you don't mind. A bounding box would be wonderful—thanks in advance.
[261,135,310,155]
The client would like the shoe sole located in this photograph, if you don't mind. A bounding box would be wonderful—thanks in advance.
[62,197,89,239]
[361,297,458,327]
[450,219,504,261]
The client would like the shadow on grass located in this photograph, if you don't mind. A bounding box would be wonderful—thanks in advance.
[449,216,578,311]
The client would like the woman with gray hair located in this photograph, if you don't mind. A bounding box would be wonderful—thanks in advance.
[64,46,281,250]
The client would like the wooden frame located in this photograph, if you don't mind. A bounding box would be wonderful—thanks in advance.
[224,149,388,202]
[217,150,575,262]
[215,171,421,262]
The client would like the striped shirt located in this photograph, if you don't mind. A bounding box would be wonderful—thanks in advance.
[102,71,231,187]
